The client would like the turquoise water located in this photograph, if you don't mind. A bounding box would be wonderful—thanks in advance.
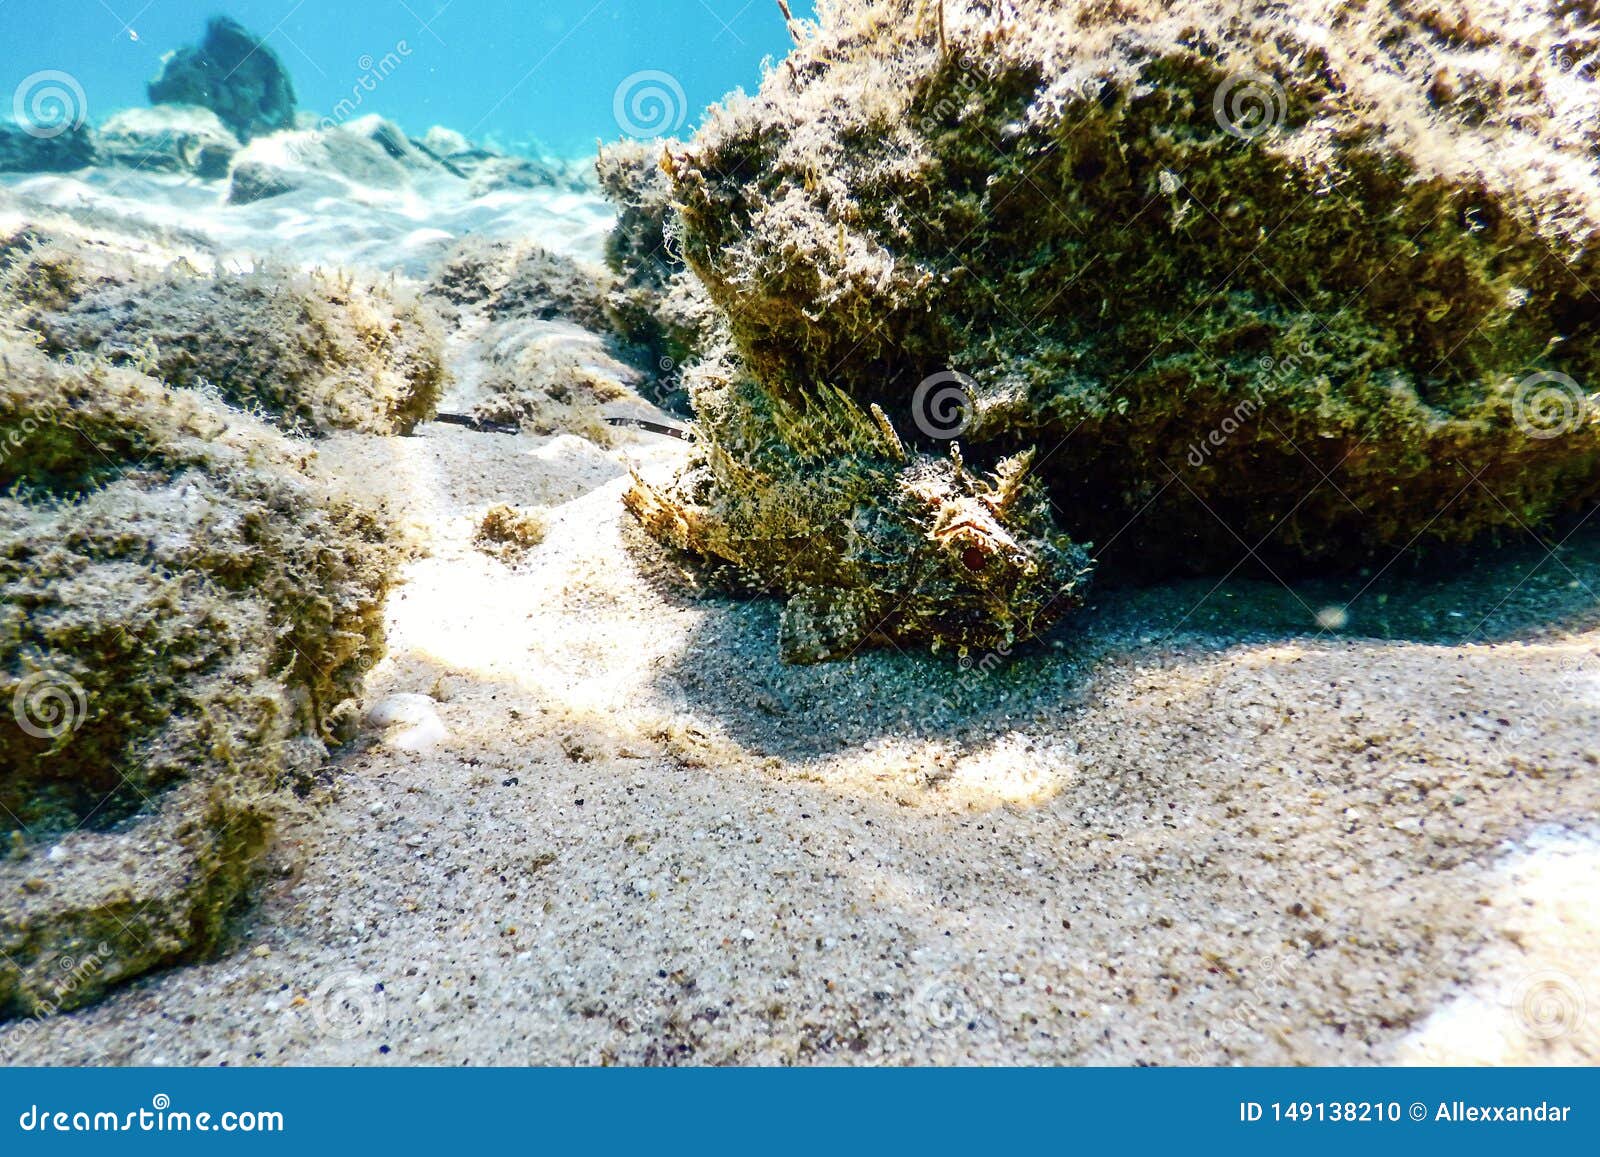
[8,1,812,155]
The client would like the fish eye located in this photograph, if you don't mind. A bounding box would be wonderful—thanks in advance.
[961,546,988,572]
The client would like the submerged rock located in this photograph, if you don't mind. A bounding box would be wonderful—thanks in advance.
[25,250,446,436]
[225,126,411,204]
[341,115,454,177]
[2,780,273,1024]
[226,156,300,204]
[0,321,400,1015]
[0,123,94,174]
[423,237,647,437]
[635,0,1600,632]
[597,140,720,404]
[149,17,296,142]
[93,105,240,179]
[416,124,592,194]
[426,237,613,328]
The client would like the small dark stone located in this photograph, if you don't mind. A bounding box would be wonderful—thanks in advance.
[226,158,299,205]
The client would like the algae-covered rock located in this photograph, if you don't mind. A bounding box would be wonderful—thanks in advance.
[0,123,95,174]
[427,238,613,331]
[597,140,721,407]
[149,17,297,142]
[26,257,446,436]
[472,327,639,441]
[653,0,1600,592]
[0,327,401,1016]
[423,237,645,439]
[475,503,549,563]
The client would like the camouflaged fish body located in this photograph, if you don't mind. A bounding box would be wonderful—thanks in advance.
[625,378,1093,663]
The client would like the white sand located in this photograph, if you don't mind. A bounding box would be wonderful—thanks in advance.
[2,163,1597,1066]
[1,165,611,275]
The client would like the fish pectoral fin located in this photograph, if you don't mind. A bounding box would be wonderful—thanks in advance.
[779,587,878,664]
[623,473,736,563]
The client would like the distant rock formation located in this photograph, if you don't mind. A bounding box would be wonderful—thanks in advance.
[93,105,240,179]
[149,17,296,142]
[0,123,93,173]
[224,119,438,204]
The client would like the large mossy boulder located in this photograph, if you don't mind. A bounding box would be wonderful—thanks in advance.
[0,225,413,1015]
[597,140,721,388]
[652,0,1600,589]
[0,329,402,1016]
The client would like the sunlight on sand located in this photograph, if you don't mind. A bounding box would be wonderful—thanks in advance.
[1399,828,1600,1064]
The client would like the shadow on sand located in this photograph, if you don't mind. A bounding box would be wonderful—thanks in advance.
[644,516,1600,760]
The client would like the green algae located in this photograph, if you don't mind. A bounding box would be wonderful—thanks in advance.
[0,241,404,1015]
[625,0,1600,637]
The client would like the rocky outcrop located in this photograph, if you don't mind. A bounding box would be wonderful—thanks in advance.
[0,313,400,1015]
[416,125,594,195]
[226,157,301,204]
[0,124,94,174]
[92,105,240,179]
[424,237,643,437]
[597,140,720,398]
[25,250,446,436]
[627,0,1600,653]
[225,124,434,204]
[149,17,296,142]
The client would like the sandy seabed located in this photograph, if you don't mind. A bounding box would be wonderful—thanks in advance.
[2,163,1597,1067]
